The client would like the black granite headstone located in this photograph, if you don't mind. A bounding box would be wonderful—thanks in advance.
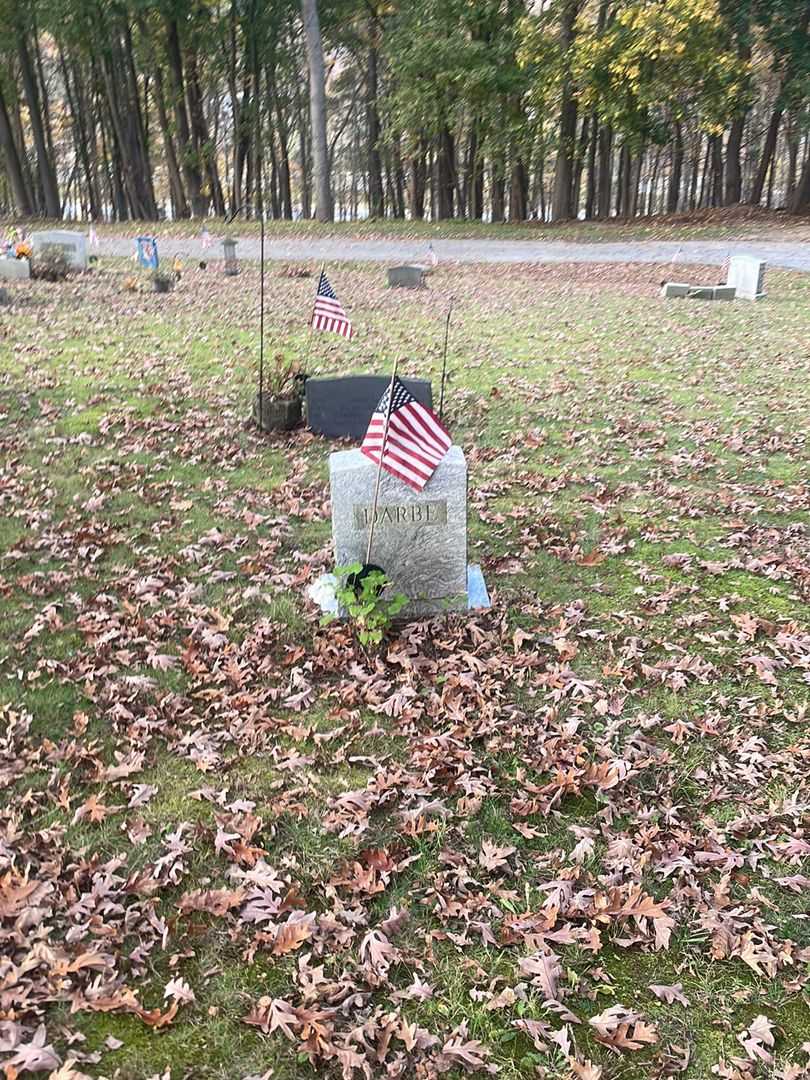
[306,375,433,441]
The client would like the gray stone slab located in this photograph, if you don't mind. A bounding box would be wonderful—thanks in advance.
[30,230,88,271]
[306,375,433,441]
[330,446,467,615]
[662,282,691,298]
[726,255,765,300]
[712,286,737,301]
[467,564,490,610]
[387,264,425,288]
[0,259,30,281]
[662,282,737,301]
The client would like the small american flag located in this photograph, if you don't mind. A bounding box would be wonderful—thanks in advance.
[312,269,353,339]
[361,377,451,491]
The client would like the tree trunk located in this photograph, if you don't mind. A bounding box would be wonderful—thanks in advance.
[550,0,581,220]
[166,17,206,215]
[709,133,723,207]
[724,116,744,206]
[300,0,332,221]
[570,114,590,217]
[597,123,612,218]
[584,114,598,218]
[508,155,528,221]
[0,83,33,215]
[749,106,782,205]
[788,141,810,213]
[366,28,384,218]
[409,143,426,219]
[17,29,60,217]
[491,156,506,223]
[436,125,455,219]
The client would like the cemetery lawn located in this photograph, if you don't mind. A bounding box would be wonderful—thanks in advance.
[1,258,809,1080]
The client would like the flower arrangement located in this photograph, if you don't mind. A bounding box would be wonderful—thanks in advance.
[14,242,32,260]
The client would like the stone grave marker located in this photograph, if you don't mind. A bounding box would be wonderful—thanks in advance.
[387,265,425,289]
[330,445,484,615]
[726,256,765,300]
[306,375,433,441]
[0,259,30,281]
[30,230,88,271]
[662,282,735,301]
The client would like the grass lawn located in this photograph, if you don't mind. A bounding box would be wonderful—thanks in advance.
[1,255,809,1080]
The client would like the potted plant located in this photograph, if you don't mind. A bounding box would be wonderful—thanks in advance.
[254,354,306,431]
[151,268,174,293]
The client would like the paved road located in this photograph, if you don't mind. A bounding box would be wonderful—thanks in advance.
[98,236,810,271]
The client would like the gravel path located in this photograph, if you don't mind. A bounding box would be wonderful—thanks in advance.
[97,235,810,271]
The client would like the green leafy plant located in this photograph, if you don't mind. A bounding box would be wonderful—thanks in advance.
[322,563,408,648]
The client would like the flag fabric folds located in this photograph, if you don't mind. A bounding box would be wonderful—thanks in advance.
[361,377,452,491]
[311,269,354,339]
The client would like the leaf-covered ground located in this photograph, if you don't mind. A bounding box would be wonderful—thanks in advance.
[1,257,809,1080]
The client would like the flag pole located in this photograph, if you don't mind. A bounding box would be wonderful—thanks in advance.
[439,300,453,420]
[365,356,400,567]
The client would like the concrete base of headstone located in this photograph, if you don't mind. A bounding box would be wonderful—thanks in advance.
[307,563,489,618]
[0,259,30,281]
[330,446,468,615]
[387,265,425,289]
[662,282,736,301]
[253,394,302,431]
[466,564,490,610]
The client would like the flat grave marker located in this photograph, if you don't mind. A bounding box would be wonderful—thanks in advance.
[306,375,433,441]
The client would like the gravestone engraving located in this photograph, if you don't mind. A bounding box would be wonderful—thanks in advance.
[387,265,425,289]
[30,230,88,271]
[726,256,765,300]
[330,446,467,615]
[306,375,433,441]
[0,259,30,281]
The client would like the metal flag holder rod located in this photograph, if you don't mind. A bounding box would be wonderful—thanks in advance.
[225,203,265,432]
[439,299,453,420]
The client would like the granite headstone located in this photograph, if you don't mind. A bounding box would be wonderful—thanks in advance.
[307,375,433,441]
[30,230,88,271]
[387,265,425,289]
[0,259,30,281]
[329,446,467,615]
[726,256,765,300]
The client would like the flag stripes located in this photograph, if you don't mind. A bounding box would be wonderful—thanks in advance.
[312,269,353,339]
[361,377,451,492]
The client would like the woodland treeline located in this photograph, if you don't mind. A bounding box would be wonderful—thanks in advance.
[2,0,810,223]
